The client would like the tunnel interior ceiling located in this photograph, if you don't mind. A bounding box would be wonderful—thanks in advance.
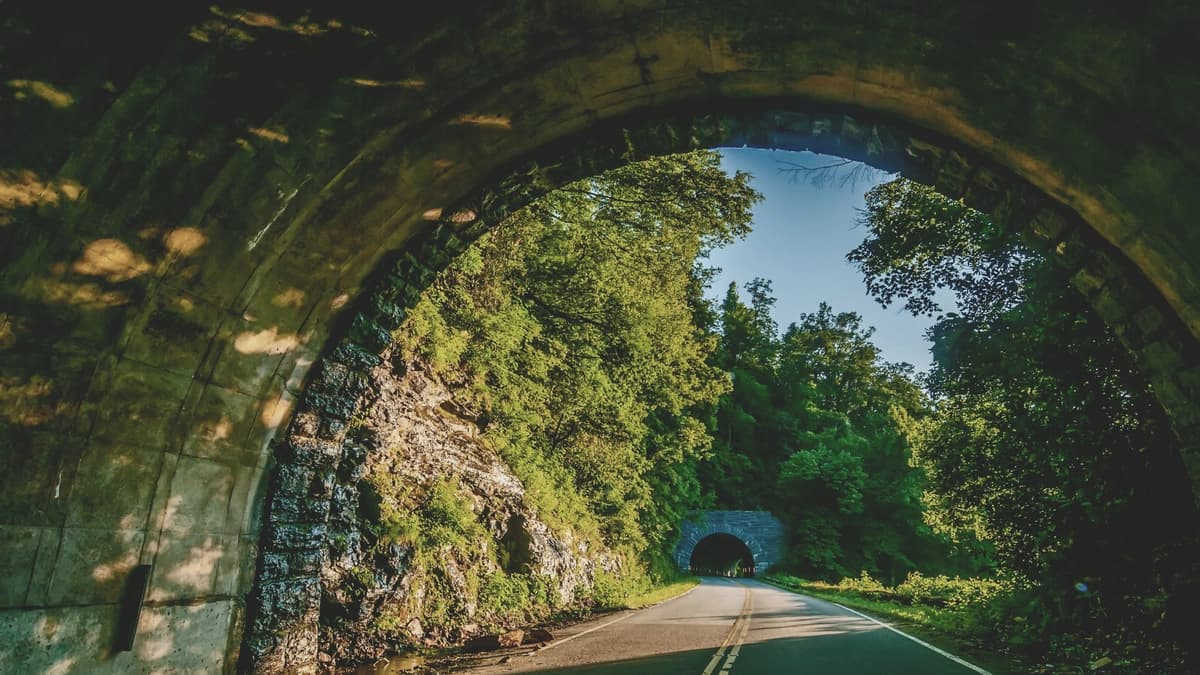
[3,1,1200,672]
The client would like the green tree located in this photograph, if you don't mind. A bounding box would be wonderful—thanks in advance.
[396,150,762,572]
[849,176,1200,659]
[702,283,949,581]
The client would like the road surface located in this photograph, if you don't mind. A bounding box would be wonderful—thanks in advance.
[453,577,988,674]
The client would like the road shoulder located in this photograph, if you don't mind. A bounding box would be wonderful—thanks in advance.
[756,576,1021,675]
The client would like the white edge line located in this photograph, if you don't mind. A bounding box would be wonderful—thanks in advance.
[530,612,636,656]
[533,580,701,657]
[832,602,992,675]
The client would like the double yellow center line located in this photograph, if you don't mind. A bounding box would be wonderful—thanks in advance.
[702,585,753,675]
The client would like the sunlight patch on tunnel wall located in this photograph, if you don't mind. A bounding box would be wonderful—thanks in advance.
[233,327,304,355]
[0,169,83,214]
[71,239,151,283]
[5,79,74,109]
[190,6,374,44]
[350,77,426,89]
[452,113,513,130]
[0,375,66,426]
[271,288,307,308]
[247,126,289,144]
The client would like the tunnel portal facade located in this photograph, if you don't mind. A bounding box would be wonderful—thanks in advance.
[675,511,786,575]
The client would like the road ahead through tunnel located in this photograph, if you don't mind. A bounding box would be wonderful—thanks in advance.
[454,577,989,674]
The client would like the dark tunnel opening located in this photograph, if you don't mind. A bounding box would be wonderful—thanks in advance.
[689,533,756,577]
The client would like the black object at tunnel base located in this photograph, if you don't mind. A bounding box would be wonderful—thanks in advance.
[114,564,152,653]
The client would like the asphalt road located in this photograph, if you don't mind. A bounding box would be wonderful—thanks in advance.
[454,577,989,675]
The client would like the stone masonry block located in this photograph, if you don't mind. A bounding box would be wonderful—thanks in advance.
[1090,287,1129,325]
[1069,266,1106,298]
[1027,208,1069,242]
[348,314,390,353]
[280,438,342,469]
[990,185,1041,229]
[301,387,358,420]
[1132,305,1165,342]
[178,382,259,460]
[161,456,237,534]
[273,464,316,496]
[330,340,383,372]
[0,429,81,527]
[267,496,331,525]
[46,527,144,605]
[0,526,41,606]
[933,150,972,198]
[256,548,324,582]
[65,443,164,530]
[264,523,328,553]
[133,600,235,669]
[369,294,406,330]
[120,288,218,378]
[148,532,235,602]
[83,358,191,449]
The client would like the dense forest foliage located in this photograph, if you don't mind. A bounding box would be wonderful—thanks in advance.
[846,178,1199,669]
[700,284,970,582]
[394,151,759,579]
[391,150,1198,670]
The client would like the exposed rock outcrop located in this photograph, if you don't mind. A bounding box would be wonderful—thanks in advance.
[317,350,614,664]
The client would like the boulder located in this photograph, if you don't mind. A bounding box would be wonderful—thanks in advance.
[498,630,525,648]
[523,628,554,644]
[464,635,499,652]
[464,629,525,652]
[463,629,525,648]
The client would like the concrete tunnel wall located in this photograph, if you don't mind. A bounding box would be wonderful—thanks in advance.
[2,1,1200,672]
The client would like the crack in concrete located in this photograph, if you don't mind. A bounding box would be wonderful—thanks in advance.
[247,175,311,253]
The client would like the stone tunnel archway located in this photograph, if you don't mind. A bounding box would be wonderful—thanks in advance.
[3,2,1200,673]
[675,511,786,575]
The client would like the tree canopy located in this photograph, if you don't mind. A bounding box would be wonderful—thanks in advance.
[389,158,1198,671]
[396,151,761,569]
[849,177,1200,664]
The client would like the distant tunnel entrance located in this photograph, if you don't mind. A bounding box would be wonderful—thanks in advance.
[674,511,784,574]
[689,533,756,577]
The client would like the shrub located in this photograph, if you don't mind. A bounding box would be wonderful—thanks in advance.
[478,572,533,624]
[590,569,639,609]
[893,571,1006,607]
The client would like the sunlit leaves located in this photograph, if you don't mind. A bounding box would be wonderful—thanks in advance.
[850,176,1198,666]
[395,150,761,566]
[704,280,944,582]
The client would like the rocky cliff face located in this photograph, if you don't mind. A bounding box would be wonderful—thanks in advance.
[317,349,613,664]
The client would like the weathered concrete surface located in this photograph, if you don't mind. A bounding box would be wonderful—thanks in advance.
[675,511,786,572]
[2,2,1200,672]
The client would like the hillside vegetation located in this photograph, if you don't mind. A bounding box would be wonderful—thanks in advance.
[357,152,1196,672]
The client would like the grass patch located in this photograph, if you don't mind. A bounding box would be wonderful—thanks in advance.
[620,576,700,609]
[590,570,700,611]
[762,573,1023,675]
[765,575,959,634]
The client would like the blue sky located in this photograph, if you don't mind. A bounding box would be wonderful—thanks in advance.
[707,148,938,372]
